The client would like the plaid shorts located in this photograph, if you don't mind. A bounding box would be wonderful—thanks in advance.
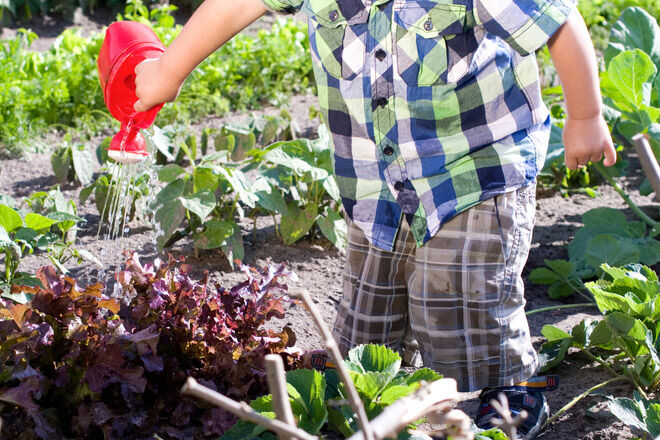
[332,184,538,392]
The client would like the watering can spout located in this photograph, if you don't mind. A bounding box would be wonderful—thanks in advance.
[97,21,166,164]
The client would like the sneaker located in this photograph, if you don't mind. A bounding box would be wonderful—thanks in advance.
[303,350,336,371]
[475,375,558,440]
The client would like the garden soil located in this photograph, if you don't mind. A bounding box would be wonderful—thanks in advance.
[0,11,655,440]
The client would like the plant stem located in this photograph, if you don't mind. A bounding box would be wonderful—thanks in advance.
[593,163,659,229]
[580,349,619,378]
[526,303,596,315]
[542,377,630,430]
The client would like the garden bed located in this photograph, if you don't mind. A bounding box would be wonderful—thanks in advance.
[1,7,659,440]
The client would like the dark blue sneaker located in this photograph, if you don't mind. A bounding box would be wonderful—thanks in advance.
[475,375,558,440]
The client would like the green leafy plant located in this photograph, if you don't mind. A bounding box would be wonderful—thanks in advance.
[539,264,660,394]
[0,1,312,156]
[606,391,660,439]
[0,200,86,296]
[221,344,444,440]
[152,147,255,265]
[50,132,98,186]
[250,125,346,248]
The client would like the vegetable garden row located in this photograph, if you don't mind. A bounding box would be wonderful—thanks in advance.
[2,0,660,438]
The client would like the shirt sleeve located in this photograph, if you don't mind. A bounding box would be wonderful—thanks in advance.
[260,0,303,14]
[473,0,577,56]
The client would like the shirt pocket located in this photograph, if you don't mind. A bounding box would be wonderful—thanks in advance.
[303,0,369,80]
[394,1,466,87]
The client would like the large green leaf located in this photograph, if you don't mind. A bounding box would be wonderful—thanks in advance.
[285,369,327,434]
[157,164,186,182]
[24,213,57,232]
[345,344,401,376]
[71,144,96,185]
[584,235,640,270]
[51,146,72,184]
[221,222,244,265]
[605,7,660,69]
[180,190,216,222]
[601,49,657,113]
[193,166,219,192]
[605,311,648,342]
[537,338,572,372]
[0,205,23,233]
[193,219,234,250]
[255,187,288,216]
[155,199,186,250]
[541,325,571,341]
[280,203,318,246]
[316,208,347,249]
[607,397,648,434]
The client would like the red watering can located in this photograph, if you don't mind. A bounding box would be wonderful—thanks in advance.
[97,21,166,164]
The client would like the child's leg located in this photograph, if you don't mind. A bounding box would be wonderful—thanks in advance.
[332,215,417,357]
[408,183,538,392]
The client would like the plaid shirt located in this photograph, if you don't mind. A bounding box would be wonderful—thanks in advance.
[262,0,575,250]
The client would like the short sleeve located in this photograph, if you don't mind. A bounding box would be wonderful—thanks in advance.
[261,0,303,14]
[473,0,576,56]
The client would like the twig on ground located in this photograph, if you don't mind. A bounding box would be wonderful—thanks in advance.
[293,289,374,440]
[265,354,297,440]
[488,393,527,440]
[180,377,317,440]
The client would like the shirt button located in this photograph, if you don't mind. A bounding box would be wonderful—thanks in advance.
[423,19,433,31]
[329,10,339,21]
[375,49,386,61]
[374,97,388,107]
[383,145,394,156]
[377,2,387,10]
[394,181,405,192]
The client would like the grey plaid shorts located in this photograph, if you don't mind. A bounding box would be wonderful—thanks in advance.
[332,184,538,392]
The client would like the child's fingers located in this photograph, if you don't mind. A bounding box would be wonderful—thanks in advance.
[565,153,578,170]
[602,139,617,167]
[134,99,151,113]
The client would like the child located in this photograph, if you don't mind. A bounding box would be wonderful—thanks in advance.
[134,0,616,438]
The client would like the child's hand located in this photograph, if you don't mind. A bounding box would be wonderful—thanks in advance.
[562,115,617,169]
[133,58,183,113]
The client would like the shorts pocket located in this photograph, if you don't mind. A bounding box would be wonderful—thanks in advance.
[394,1,466,87]
[303,0,369,80]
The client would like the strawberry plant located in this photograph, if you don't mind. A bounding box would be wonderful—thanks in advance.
[221,344,445,440]
[0,254,302,439]
[539,264,660,394]
[606,391,660,438]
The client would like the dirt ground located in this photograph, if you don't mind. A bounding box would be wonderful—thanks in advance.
[1,10,657,440]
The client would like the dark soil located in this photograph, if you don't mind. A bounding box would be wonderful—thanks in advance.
[1,10,656,440]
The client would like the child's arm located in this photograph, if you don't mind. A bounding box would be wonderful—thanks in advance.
[133,0,268,113]
[547,8,617,170]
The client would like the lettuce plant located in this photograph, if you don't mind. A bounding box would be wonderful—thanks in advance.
[0,253,302,439]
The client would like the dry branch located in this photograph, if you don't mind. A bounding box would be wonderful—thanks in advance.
[265,354,297,440]
[180,377,317,440]
[633,133,660,203]
[347,378,462,440]
[294,289,374,440]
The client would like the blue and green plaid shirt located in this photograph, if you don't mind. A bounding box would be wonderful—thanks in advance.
[262,0,575,250]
